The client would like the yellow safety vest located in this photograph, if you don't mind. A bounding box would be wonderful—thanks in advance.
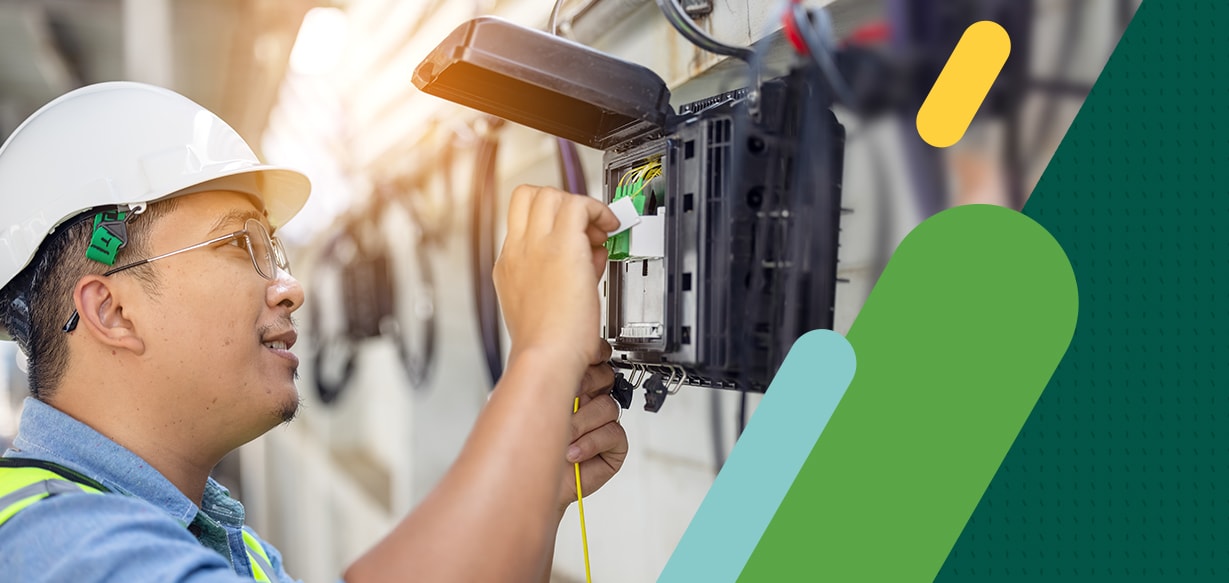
[0,459,275,581]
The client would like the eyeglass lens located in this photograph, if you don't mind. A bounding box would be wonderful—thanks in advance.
[243,218,289,279]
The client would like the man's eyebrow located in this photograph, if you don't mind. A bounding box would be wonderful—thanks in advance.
[209,209,265,234]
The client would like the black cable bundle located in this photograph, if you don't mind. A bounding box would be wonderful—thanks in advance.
[655,0,754,62]
[471,118,506,387]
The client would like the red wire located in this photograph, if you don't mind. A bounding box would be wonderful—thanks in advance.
[847,22,891,46]
[782,0,808,55]
[783,0,891,56]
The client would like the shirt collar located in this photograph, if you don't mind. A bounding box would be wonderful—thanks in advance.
[4,397,231,527]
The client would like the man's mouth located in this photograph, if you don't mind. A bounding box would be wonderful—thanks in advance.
[261,328,300,372]
[260,328,298,352]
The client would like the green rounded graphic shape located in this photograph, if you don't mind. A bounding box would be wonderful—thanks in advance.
[737,204,1078,581]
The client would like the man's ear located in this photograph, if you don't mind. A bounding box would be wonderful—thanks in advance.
[72,275,145,355]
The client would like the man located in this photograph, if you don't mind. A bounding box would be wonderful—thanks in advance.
[0,82,627,581]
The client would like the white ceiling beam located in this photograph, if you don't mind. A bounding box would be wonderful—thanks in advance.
[123,0,173,87]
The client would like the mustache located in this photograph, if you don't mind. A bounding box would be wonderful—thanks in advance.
[257,315,298,339]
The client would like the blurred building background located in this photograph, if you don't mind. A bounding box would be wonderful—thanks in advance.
[1,0,1137,581]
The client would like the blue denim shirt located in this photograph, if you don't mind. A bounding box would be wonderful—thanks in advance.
[1,398,301,582]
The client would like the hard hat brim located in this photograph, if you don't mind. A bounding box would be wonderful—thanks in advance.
[166,165,311,232]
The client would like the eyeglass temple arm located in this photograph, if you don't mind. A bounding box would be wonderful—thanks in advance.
[62,234,241,333]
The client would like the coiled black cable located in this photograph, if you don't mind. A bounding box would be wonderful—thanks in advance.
[655,0,755,62]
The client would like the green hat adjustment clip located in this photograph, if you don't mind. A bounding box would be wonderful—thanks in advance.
[85,203,146,266]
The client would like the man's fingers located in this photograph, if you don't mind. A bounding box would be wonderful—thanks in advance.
[594,339,613,364]
[586,224,609,247]
[505,185,535,242]
[572,341,614,402]
[528,187,566,237]
[589,223,612,279]
[592,246,610,281]
[569,390,619,441]
[517,187,617,239]
[578,447,627,475]
[558,194,619,236]
[578,363,615,398]
[567,421,628,463]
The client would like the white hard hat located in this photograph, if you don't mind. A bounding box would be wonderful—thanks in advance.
[0,81,311,291]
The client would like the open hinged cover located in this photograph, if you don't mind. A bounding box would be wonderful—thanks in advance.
[412,16,675,150]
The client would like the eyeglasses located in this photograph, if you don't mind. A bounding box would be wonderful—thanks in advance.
[63,218,290,332]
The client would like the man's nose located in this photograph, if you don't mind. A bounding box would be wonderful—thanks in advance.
[267,268,305,312]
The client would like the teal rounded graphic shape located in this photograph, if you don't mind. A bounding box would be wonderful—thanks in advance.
[659,330,855,582]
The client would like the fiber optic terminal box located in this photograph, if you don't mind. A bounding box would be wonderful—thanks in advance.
[414,16,844,392]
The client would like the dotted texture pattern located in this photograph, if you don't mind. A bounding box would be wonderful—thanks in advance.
[937,1,1229,580]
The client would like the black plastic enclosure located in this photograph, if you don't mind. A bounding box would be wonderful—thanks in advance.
[412,16,675,150]
[413,17,846,393]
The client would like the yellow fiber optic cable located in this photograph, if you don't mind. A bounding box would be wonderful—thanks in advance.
[618,165,638,188]
[628,164,662,198]
[573,396,593,582]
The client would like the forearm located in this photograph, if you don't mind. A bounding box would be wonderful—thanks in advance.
[538,509,566,583]
[345,348,582,583]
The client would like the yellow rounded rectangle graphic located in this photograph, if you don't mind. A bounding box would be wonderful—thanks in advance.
[916,21,1011,148]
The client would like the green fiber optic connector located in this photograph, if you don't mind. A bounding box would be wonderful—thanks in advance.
[607,230,630,260]
[606,178,648,261]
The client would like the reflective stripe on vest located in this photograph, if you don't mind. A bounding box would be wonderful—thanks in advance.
[0,467,102,525]
[242,529,276,582]
[0,465,274,581]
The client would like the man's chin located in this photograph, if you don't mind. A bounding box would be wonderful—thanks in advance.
[277,396,301,425]
[264,378,302,426]
[276,380,302,425]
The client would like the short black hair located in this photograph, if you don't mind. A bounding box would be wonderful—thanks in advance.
[0,199,179,399]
